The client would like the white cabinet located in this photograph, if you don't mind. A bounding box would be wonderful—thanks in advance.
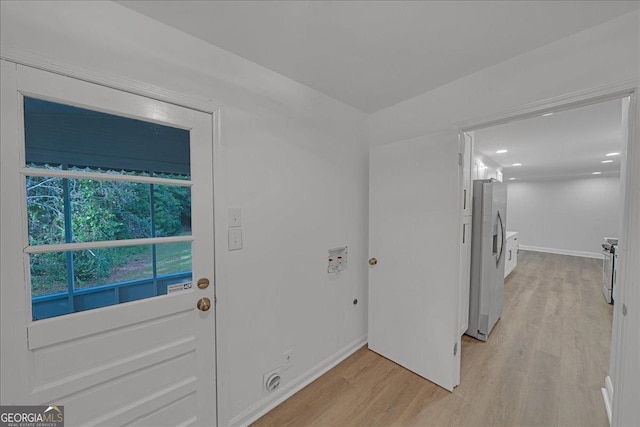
[505,231,519,278]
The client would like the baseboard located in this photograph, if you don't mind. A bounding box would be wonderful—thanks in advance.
[229,335,368,427]
[519,245,603,259]
[602,375,614,426]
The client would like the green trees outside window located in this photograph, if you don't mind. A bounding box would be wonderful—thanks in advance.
[27,166,192,296]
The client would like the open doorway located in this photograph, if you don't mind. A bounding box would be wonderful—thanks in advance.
[460,94,630,425]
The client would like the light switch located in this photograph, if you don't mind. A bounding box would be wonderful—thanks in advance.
[228,228,243,251]
[228,208,242,227]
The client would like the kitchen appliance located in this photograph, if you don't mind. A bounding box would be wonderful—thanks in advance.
[602,237,618,304]
[466,179,508,341]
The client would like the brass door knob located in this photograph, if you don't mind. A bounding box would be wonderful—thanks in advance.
[368,258,378,266]
[197,297,211,312]
[197,278,210,289]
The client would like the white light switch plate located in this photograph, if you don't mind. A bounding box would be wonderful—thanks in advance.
[228,228,243,251]
[228,208,242,227]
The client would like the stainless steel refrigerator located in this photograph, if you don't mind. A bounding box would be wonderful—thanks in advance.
[465,179,507,341]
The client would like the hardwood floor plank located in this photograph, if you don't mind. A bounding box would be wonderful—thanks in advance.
[252,251,612,427]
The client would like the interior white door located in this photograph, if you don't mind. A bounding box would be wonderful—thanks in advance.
[459,133,473,336]
[368,132,462,392]
[0,62,217,426]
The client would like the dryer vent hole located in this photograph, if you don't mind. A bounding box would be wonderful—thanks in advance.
[265,373,281,392]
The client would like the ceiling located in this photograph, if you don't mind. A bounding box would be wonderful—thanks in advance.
[473,98,625,182]
[117,1,639,113]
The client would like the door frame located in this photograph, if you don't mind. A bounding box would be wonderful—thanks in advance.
[0,50,227,425]
[456,80,639,426]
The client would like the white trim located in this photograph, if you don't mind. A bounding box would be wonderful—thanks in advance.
[0,45,221,114]
[602,375,614,426]
[606,375,614,404]
[24,235,192,254]
[229,336,368,427]
[456,79,638,132]
[518,245,602,259]
[23,168,192,186]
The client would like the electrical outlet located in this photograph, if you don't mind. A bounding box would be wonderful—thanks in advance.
[282,349,293,370]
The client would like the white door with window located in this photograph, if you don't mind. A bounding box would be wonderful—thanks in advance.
[368,132,462,392]
[0,62,217,426]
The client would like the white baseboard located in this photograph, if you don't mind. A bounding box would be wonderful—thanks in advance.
[602,375,614,426]
[519,245,603,259]
[229,335,368,427]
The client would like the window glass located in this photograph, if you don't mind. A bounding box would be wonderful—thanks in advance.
[24,97,194,321]
[30,243,193,320]
[27,175,65,245]
[24,97,190,176]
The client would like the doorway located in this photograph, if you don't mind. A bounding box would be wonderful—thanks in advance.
[459,93,633,425]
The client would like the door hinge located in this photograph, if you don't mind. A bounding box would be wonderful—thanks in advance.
[453,342,458,356]
[458,153,463,166]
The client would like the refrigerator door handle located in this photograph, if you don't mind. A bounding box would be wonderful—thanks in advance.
[496,210,505,266]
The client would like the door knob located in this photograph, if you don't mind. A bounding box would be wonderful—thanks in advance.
[368,258,378,266]
[197,297,211,312]
[197,278,210,289]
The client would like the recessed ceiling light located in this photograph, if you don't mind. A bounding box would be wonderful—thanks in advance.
[542,112,554,117]
[512,163,522,166]
[508,178,516,180]
[496,149,508,154]
[601,160,613,164]
[605,152,620,157]
[592,172,602,175]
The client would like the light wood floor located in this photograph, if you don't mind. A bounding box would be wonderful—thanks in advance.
[253,251,613,427]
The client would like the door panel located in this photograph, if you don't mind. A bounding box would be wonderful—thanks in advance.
[368,133,461,392]
[459,133,473,336]
[459,215,472,336]
[1,62,216,426]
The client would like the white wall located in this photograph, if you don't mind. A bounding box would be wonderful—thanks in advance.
[369,11,639,146]
[0,1,369,425]
[368,9,639,426]
[506,177,620,257]
[472,152,503,182]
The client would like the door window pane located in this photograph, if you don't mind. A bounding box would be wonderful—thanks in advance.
[24,97,190,176]
[23,97,195,321]
[30,243,193,320]
[27,176,65,245]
